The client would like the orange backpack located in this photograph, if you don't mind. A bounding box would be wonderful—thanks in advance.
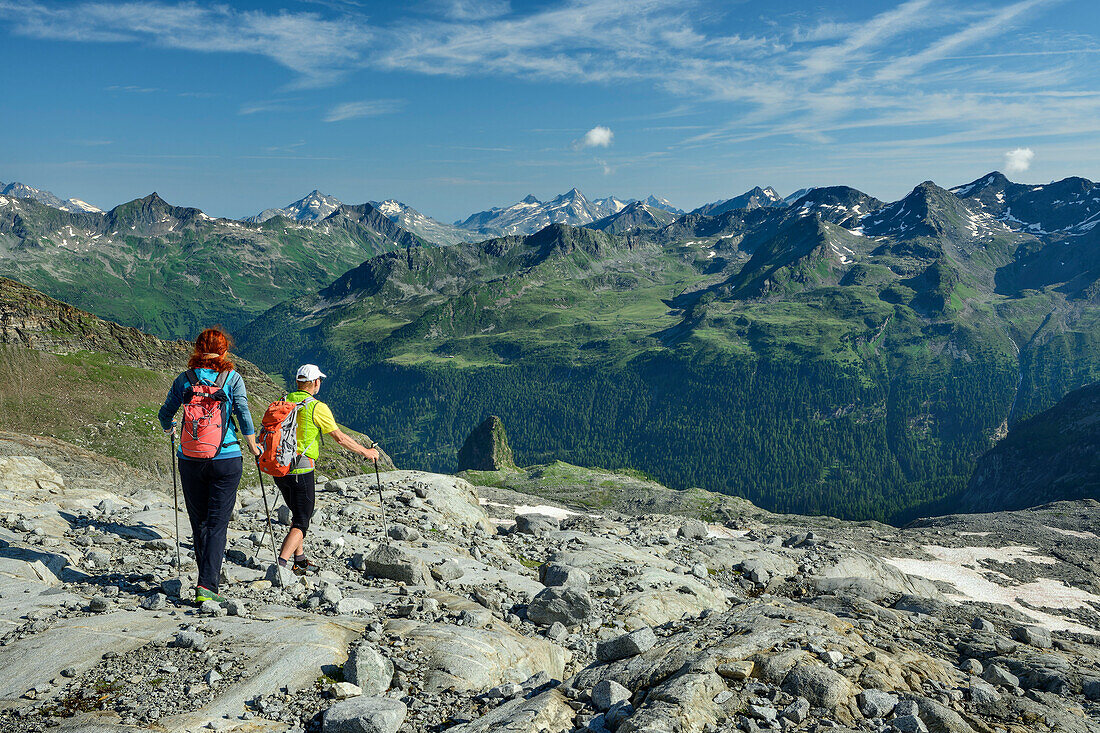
[257,396,316,476]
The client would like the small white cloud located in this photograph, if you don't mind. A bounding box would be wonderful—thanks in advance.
[594,157,614,175]
[324,99,404,122]
[1004,147,1035,174]
[577,125,613,149]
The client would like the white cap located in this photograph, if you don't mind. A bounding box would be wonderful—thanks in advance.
[296,364,327,381]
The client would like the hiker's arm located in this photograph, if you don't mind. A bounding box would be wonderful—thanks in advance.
[329,428,380,461]
[158,376,183,433]
[229,372,260,456]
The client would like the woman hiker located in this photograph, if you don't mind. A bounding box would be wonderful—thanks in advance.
[274,364,379,574]
[159,328,260,605]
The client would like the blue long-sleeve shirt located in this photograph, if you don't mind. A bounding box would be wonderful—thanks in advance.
[159,368,255,460]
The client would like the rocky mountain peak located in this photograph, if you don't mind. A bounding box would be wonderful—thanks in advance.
[249,190,343,224]
[951,172,1100,234]
[691,186,786,218]
[862,181,968,238]
[643,195,684,215]
[952,171,1011,198]
[456,415,517,471]
[1,181,102,213]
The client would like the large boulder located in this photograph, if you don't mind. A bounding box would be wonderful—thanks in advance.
[596,627,657,663]
[539,562,590,588]
[618,671,726,733]
[913,696,978,733]
[457,416,517,472]
[386,619,571,693]
[0,456,64,493]
[781,662,854,712]
[814,553,943,602]
[527,587,594,627]
[677,519,708,540]
[344,644,393,695]
[323,696,406,733]
[448,689,573,733]
[515,514,560,537]
[360,544,435,588]
[592,679,631,711]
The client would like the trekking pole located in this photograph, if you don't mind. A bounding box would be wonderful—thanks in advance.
[255,459,281,564]
[369,443,389,538]
[169,433,182,572]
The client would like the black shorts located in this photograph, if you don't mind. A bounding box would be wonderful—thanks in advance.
[273,471,316,535]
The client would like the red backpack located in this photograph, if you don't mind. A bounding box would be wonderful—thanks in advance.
[180,370,232,459]
[257,395,316,477]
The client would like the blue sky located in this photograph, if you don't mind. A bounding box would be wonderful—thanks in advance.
[2,0,1099,221]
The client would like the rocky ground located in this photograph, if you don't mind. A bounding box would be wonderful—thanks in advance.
[0,431,1098,733]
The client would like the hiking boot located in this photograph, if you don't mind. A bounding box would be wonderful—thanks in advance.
[293,558,320,576]
[195,586,227,606]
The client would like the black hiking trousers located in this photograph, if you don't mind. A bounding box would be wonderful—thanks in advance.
[178,455,242,593]
[273,470,316,535]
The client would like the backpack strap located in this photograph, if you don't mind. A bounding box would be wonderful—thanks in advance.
[295,395,325,453]
[184,369,199,386]
[302,396,325,446]
[213,371,235,448]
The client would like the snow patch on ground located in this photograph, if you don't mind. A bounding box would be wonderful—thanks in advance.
[887,544,1099,634]
[707,525,748,540]
[1044,525,1100,540]
[479,498,594,522]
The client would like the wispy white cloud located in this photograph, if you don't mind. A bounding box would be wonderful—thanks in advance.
[324,99,405,122]
[1005,147,1035,173]
[238,99,305,115]
[106,84,159,93]
[798,0,941,77]
[436,0,511,21]
[0,0,1093,165]
[871,0,1053,83]
[0,0,371,88]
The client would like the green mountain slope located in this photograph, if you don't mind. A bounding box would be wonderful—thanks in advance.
[957,381,1100,512]
[0,276,390,478]
[229,173,1100,522]
[0,193,426,339]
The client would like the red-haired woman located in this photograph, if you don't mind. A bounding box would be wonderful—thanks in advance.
[158,328,259,605]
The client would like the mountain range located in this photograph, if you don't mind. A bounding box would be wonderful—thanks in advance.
[237,171,1100,521]
[0,180,101,213]
[0,191,424,337]
[0,180,689,244]
[453,188,684,237]
[8,169,1100,520]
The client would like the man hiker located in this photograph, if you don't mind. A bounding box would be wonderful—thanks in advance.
[275,364,379,574]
